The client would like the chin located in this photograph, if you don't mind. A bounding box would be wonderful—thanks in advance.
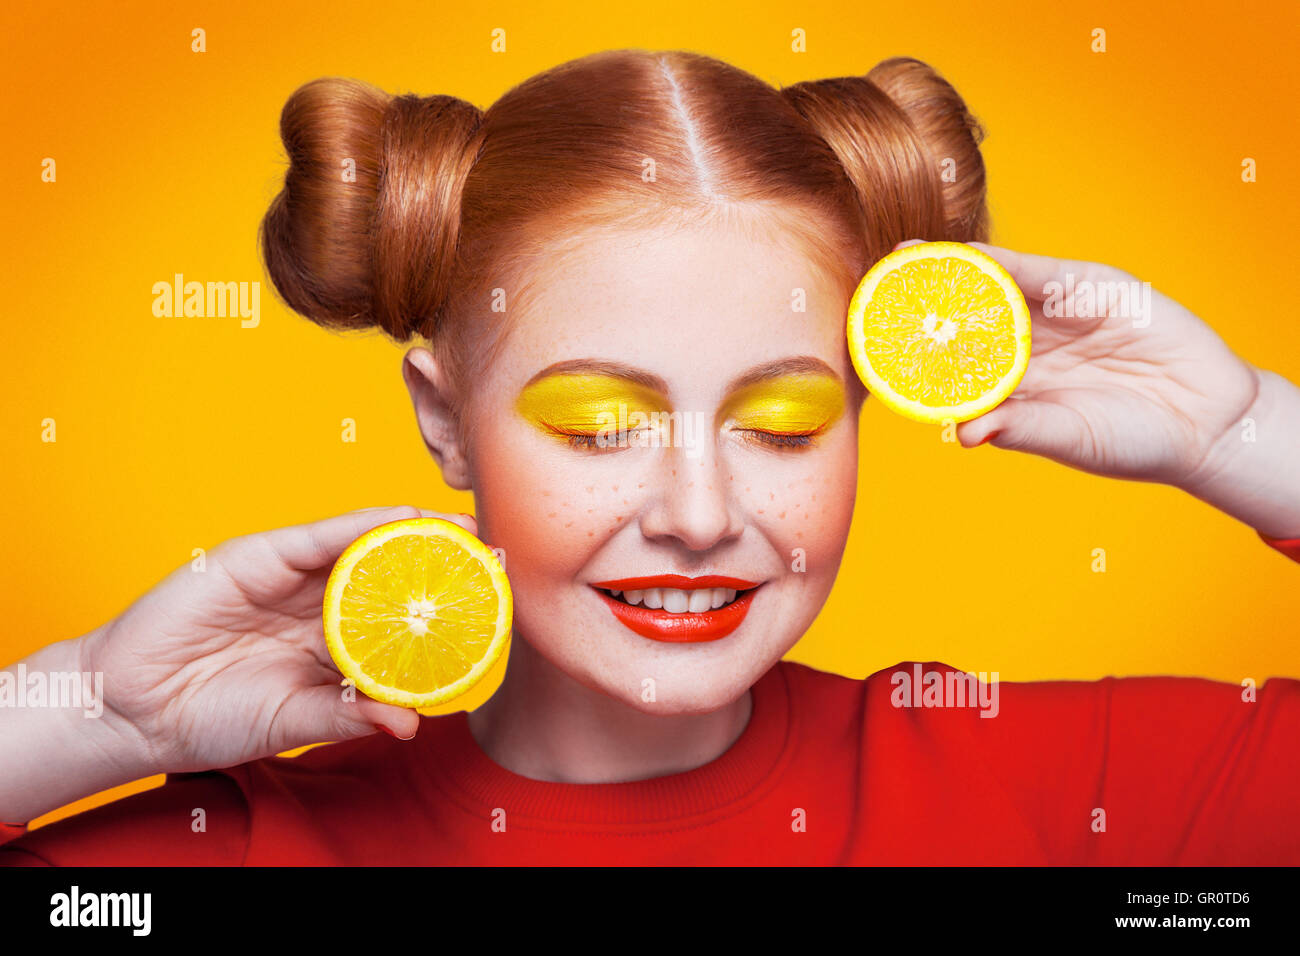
[560,633,786,716]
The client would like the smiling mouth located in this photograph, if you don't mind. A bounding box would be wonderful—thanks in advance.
[596,585,747,612]
[588,576,762,643]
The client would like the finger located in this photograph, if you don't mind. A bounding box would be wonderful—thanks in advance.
[349,693,421,740]
[261,506,439,572]
[271,684,421,745]
[955,395,1094,462]
[343,508,478,543]
[372,507,476,536]
[443,511,478,536]
[965,241,1136,305]
[408,508,478,537]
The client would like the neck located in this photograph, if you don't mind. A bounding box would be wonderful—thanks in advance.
[464,637,752,784]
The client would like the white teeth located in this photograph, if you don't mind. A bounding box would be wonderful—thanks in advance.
[605,586,747,613]
[662,589,689,613]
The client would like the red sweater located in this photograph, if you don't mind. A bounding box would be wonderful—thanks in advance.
[3,530,1298,866]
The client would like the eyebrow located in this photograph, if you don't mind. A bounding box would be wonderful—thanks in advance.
[522,359,669,393]
[523,356,841,397]
[723,356,842,394]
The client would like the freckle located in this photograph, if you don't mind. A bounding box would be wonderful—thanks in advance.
[796,532,804,540]
[565,521,573,528]
[587,531,594,537]
[586,486,594,493]
[612,485,619,492]
[622,499,629,505]
[779,511,786,519]
[769,492,775,501]
[548,512,557,518]
[638,483,644,489]
[587,508,594,513]
[757,509,764,514]
[687,481,694,489]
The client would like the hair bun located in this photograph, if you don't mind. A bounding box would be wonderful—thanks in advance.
[782,57,988,257]
[260,78,483,341]
[866,57,988,242]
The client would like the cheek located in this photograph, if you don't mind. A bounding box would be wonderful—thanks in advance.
[732,432,859,568]
[467,423,640,580]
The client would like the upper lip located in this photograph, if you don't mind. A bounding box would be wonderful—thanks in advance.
[589,575,760,590]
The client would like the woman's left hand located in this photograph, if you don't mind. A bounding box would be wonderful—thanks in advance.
[930,240,1260,487]
[913,239,1300,540]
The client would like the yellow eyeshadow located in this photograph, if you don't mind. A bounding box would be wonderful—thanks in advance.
[515,374,668,438]
[720,374,845,434]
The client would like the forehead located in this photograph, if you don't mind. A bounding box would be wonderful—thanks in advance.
[494,221,855,395]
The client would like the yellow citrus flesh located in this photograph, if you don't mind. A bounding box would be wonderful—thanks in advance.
[847,241,1031,424]
[323,517,512,708]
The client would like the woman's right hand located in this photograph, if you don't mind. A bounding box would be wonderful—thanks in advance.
[82,505,473,776]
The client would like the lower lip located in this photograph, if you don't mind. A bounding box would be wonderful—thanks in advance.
[593,587,759,643]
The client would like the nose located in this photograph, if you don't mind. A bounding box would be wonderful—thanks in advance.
[638,442,745,553]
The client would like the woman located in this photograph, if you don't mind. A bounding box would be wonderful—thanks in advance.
[2,49,1297,865]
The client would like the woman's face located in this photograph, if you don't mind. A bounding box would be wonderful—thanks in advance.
[460,218,863,714]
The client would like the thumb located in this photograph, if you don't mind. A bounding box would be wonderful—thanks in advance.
[956,396,1090,461]
[350,694,421,740]
[270,685,421,747]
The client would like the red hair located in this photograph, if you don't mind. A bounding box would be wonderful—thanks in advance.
[261,49,988,396]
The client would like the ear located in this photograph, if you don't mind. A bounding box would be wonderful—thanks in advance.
[401,347,473,491]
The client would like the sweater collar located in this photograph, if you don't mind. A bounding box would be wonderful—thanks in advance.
[421,661,793,826]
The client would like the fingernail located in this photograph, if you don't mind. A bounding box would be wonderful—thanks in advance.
[976,430,1002,446]
[375,723,414,740]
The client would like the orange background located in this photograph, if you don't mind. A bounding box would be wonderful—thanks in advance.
[3,0,1297,828]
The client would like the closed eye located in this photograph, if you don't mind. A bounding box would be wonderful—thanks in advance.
[740,429,817,449]
[554,428,646,451]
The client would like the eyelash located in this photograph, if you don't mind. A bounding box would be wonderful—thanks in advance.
[558,428,819,451]
[564,432,613,450]
[740,429,817,449]
[555,429,644,451]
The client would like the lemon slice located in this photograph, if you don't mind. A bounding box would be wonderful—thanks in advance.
[323,517,512,708]
[847,241,1031,423]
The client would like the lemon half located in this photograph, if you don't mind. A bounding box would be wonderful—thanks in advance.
[847,241,1032,423]
[323,517,512,708]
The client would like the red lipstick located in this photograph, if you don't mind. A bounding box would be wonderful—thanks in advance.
[590,575,759,591]
[589,575,761,643]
